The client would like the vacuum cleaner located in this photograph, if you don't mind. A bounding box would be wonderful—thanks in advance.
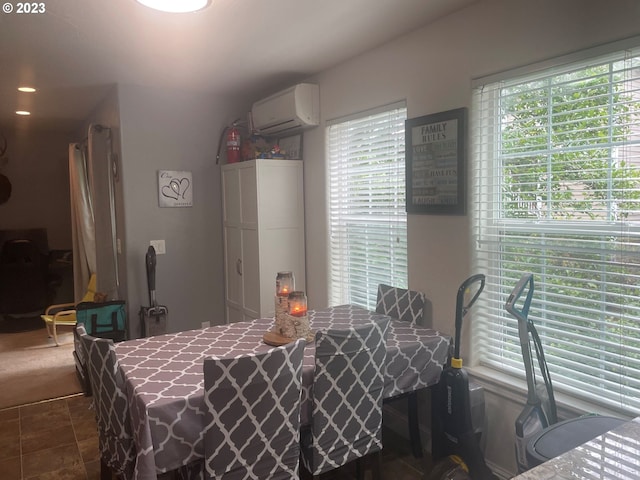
[430,274,497,480]
[504,273,557,473]
[139,245,168,337]
[505,273,625,473]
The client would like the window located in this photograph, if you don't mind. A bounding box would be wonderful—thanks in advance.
[328,103,408,310]
[472,42,640,414]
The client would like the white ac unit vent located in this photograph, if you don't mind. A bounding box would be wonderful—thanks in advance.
[251,83,319,137]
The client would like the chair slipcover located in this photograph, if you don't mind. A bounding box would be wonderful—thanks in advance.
[73,325,91,396]
[301,317,390,476]
[375,283,425,326]
[78,324,136,479]
[375,283,427,458]
[203,338,305,480]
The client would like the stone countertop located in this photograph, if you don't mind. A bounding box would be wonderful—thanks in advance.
[512,417,640,479]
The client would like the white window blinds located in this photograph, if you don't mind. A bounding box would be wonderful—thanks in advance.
[328,103,408,310]
[472,46,640,414]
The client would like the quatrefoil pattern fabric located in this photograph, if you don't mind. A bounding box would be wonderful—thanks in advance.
[202,339,305,480]
[78,325,136,479]
[113,305,450,477]
[73,325,91,395]
[375,284,426,326]
[300,317,389,476]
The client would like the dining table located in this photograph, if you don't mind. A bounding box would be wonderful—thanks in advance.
[114,304,451,480]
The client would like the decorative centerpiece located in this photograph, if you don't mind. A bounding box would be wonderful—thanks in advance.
[281,291,313,342]
[264,272,313,345]
[274,271,294,334]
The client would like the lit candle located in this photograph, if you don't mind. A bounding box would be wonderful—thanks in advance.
[288,291,308,317]
[276,271,294,297]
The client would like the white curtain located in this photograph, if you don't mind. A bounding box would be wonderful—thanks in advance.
[69,143,96,301]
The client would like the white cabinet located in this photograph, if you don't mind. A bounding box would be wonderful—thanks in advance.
[221,159,305,323]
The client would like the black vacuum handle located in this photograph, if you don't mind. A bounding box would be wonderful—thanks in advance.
[146,246,156,302]
[454,273,486,359]
[458,274,486,315]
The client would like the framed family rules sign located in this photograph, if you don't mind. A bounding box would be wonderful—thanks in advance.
[405,107,467,215]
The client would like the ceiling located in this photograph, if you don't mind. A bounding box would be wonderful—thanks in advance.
[0,0,476,134]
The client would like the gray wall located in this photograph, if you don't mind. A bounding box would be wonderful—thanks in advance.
[301,0,640,476]
[117,84,241,334]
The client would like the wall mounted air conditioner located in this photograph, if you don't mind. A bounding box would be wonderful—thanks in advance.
[251,83,319,137]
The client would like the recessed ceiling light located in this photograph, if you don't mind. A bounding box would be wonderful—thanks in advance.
[17,86,36,93]
[15,111,31,116]
[135,0,211,13]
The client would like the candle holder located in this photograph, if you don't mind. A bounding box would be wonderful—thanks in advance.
[265,275,314,345]
[274,271,295,335]
[282,291,313,341]
[276,271,294,297]
[274,295,288,334]
[287,291,307,317]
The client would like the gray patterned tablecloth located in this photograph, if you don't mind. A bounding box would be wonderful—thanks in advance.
[114,304,451,480]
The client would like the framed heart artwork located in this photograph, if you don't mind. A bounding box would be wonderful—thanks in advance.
[158,170,193,208]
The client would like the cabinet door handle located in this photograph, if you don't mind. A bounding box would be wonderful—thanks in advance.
[236,259,242,276]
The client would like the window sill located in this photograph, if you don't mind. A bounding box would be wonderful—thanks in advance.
[465,365,634,421]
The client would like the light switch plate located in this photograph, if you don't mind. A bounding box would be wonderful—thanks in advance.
[150,240,166,254]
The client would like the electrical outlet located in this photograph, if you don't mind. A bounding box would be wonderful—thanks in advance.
[201,321,210,329]
[150,240,166,254]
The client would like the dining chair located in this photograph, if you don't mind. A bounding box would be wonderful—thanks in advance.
[375,283,426,458]
[73,324,91,396]
[300,317,390,480]
[77,324,136,480]
[202,338,306,480]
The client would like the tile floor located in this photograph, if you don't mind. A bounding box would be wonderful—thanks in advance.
[0,394,100,479]
[0,394,428,480]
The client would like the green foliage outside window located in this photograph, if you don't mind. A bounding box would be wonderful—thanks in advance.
[480,57,640,410]
[501,64,640,221]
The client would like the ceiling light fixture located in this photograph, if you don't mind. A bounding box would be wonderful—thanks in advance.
[135,0,211,13]
[15,111,31,116]
[17,86,36,93]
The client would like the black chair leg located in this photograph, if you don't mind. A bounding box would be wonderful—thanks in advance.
[407,391,423,458]
[355,451,382,480]
[100,459,111,480]
[371,451,382,480]
[356,458,365,480]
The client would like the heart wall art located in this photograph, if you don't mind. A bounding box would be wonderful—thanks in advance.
[158,170,193,207]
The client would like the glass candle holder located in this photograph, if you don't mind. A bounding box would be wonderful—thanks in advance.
[276,271,294,297]
[288,291,308,317]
